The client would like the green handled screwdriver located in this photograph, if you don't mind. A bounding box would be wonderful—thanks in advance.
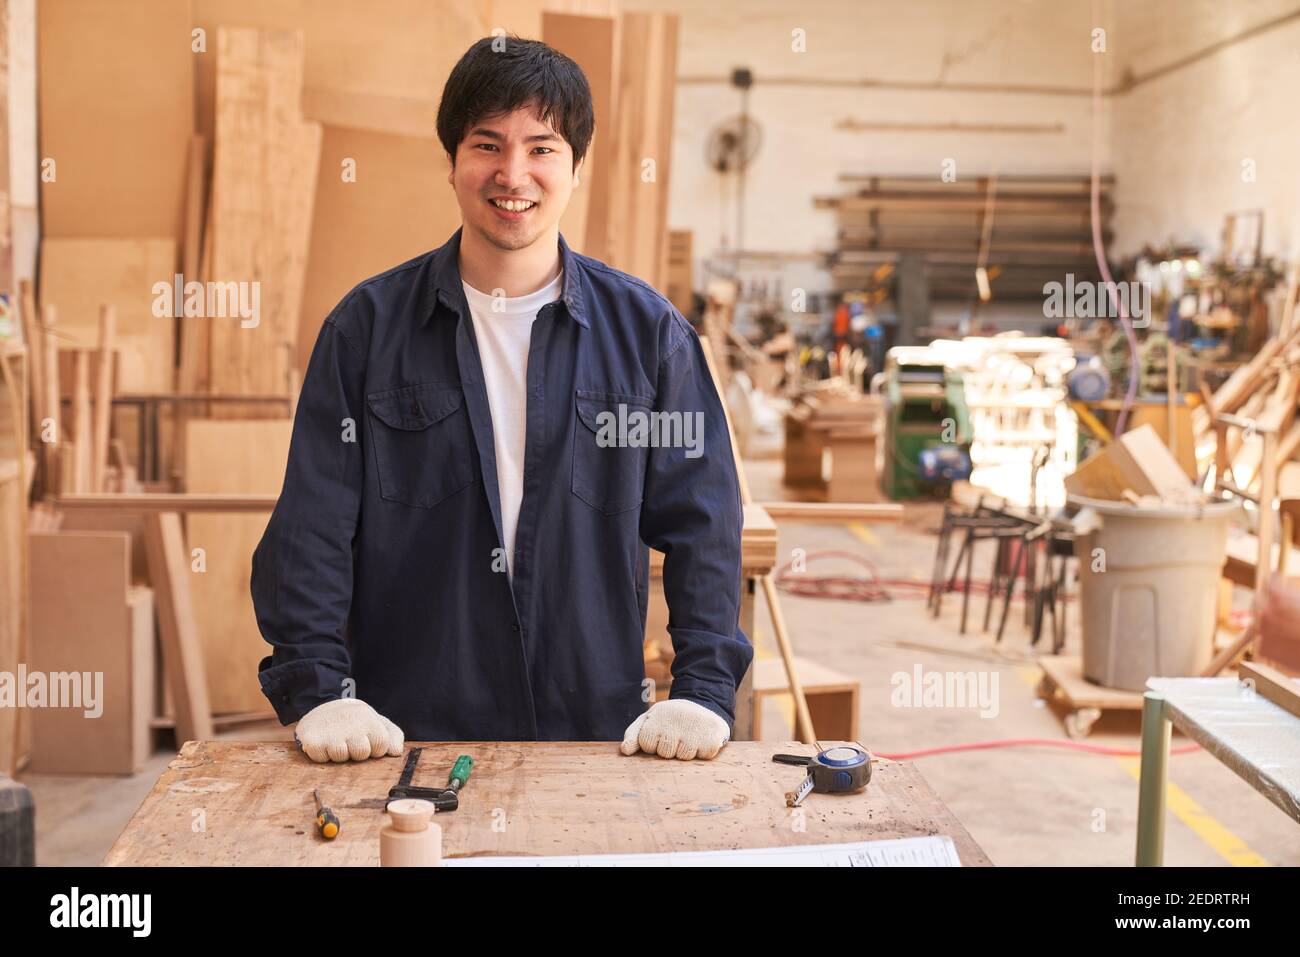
[447,755,473,793]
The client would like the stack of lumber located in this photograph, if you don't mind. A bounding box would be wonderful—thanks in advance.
[816,174,1110,299]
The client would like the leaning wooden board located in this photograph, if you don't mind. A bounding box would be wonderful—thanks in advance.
[37,0,193,242]
[206,27,321,408]
[184,419,293,715]
[104,741,992,866]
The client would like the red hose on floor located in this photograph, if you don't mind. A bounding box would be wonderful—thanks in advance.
[774,549,1063,603]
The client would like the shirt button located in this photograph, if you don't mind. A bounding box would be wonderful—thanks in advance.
[510,623,519,632]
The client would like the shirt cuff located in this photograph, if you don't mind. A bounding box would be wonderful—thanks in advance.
[257,656,350,725]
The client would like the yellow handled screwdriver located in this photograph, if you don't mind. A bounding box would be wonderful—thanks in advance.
[313,789,340,840]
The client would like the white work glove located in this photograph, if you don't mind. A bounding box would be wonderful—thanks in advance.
[294,698,405,763]
[619,699,730,760]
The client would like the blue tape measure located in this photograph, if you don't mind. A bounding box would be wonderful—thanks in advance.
[774,745,872,806]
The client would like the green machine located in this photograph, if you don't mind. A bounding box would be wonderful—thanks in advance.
[882,349,972,500]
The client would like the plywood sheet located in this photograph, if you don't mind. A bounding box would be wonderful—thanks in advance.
[37,0,193,241]
[193,0,484,141]
[39,238,177,393]
[605,11,677,288]
[543,12,617,259]
[299,125,460,373]
[0,475,23,774]
[206,28,321,404]
[27,530,154,774]
[184,418,291,714]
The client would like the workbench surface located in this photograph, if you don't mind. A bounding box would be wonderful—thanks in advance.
[105,741,992,866]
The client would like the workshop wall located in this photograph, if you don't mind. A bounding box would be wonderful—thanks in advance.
[631,0,1097,297]
[1109,3,1300,260]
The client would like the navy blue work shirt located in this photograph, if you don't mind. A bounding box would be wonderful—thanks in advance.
[251,229,752,740]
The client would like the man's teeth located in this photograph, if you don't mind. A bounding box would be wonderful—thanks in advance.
[492,199,535,212]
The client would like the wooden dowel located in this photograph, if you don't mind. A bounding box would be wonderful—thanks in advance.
[72,349,91,493]
[92,305,116,491]
[41,304,61,486]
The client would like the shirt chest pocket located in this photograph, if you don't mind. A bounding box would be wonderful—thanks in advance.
[367,383,477,509]
[571,390,653,516]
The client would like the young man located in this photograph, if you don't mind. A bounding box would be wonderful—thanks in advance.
[251,37,750,764]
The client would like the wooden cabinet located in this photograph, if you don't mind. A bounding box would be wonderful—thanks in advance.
[0,339,29,775]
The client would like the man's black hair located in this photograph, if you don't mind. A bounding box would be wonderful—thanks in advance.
[437,36,594,169]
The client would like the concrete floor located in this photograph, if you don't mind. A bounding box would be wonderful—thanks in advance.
[18,453,1300,866]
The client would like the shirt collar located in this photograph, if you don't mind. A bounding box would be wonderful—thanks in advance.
[424,227,589,329]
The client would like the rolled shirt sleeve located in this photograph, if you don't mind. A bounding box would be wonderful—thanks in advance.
[251,311,365,723]
[638,313,753,727]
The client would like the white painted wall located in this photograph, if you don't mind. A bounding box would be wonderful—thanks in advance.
[627,0,1103,308]
[1108,3,1300,260]
[622,0,1300,314]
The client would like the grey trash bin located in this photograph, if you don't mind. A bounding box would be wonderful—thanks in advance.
[1068,494,1241,692]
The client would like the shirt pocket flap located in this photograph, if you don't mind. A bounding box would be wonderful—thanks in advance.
[574,390,653,434]
[368,385,464,431]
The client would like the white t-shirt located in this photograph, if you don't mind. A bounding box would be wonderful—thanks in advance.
[461,272,563,581]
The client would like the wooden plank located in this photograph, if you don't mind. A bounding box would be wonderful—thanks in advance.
[0,472,21,775]
[16,281,42,443]
[184,419,292,713]
[70,349,90,492]
[207,28,322,408]
[1110,424,1194,499]
[0,341,26,774]
[27,531,154,774]
[1257,432,1278,594]
[605,11,678,289]
[104,740,991,866]
[543,12,617,259]
[40,305,60,486]
[176,134,208,392]
[1239,660,1300,720]
[299,124,460,376]
[1126,403,1197,481]
[1064,445,1132,501]
[56,493,280,512]
[759,502,904,523]
[91,306,116,491]
[142,512,214,744]
[1212,329,1298,415]
[192,1,483,144]
[37,0,193,241]
[663,229,693,316]
[39,238,178,393]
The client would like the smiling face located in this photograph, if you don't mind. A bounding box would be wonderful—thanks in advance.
[448,101,582,253]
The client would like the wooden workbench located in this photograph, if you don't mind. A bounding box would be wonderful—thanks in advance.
[105,741,992,866]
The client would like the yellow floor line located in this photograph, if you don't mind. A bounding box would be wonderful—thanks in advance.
[1116,757,1270,866]
[847,523,880,547]
[761,589,1265,863]
[1001,663,1264,865]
